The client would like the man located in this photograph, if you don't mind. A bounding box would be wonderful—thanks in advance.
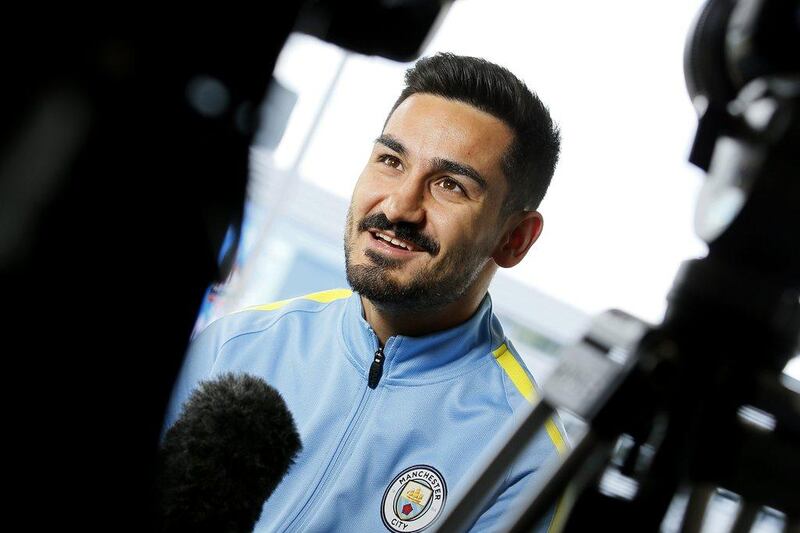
[165,52,566,532]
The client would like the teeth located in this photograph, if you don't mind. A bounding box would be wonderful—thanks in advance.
[375,232,410,250]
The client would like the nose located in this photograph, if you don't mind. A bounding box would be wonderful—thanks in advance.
[382,178,425,225]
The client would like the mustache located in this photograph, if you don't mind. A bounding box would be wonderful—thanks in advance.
[357,213,440,255]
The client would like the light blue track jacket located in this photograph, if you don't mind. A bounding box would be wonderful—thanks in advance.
[164,289,567,532]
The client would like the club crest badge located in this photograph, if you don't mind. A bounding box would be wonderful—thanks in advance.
[381,465,447,532]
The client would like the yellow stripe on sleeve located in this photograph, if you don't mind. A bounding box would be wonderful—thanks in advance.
[493,343,536,402]
[247,288,353,312]
[492,342,571,532]
[492,343,568,455]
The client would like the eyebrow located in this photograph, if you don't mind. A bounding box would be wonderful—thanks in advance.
[375,134,488,191]
[375,134,407,156]
[430,157,487,190]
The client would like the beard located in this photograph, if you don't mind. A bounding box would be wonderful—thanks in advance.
[343,210,488,312]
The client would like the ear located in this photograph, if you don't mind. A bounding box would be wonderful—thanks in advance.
[492,211,543,268]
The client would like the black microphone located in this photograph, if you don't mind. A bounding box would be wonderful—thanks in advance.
[157,373,302,533]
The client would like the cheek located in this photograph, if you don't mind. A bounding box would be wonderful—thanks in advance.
[351,173,386,214]
[429,210,477,248]
[438,212,499,254]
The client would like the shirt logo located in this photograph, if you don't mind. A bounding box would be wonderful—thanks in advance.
[381,465,447,532]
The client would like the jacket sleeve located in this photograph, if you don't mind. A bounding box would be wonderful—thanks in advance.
[160,317,225,436]
[467,407,568,533]
[467,469,558,533]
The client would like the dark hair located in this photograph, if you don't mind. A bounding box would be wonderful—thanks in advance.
[389,53,560,213]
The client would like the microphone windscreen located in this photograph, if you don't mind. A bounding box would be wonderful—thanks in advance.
[158,373,301,533]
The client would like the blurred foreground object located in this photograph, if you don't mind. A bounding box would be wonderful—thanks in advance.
[0,2,446,529]
[158,374,301,533]
[438,1,800,531]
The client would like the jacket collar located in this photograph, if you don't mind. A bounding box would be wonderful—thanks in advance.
[340,291,504,385]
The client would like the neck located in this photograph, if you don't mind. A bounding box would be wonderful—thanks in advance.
[360,290,487,346]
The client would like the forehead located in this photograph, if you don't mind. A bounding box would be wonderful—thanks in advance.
[383,93,514,186]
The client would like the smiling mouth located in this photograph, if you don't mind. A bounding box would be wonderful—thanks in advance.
[369,231,420,252]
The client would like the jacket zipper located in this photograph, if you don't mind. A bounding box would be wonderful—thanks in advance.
[283,386,371,532]
[368,347,385,389]
[283,342,389,531]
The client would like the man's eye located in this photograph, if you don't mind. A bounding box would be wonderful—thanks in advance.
[377,155,402,169]
[436,177,465,195]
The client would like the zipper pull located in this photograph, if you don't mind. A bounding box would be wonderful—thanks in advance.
[368,347,385,389]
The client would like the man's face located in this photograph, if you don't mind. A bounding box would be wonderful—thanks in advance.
[344,93,515,311]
